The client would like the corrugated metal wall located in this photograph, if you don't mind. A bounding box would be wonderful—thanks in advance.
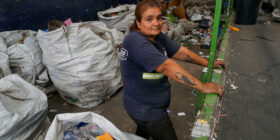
[0,0,137,31]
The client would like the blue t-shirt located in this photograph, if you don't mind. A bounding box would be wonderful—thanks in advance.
[120,31,180,121]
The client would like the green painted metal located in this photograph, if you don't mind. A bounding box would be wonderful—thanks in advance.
[221,0,233,39]
[193,27,231,140]
[193,0,230,137]
[196,72,206,112]
[197,0,225,113]
[230,0,234,13]
[218,28,231,60]
[206,0,223,82]
[193,70,222,140]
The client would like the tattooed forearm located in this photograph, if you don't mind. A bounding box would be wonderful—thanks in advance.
[184,55,194,63]
[175,72,196,85]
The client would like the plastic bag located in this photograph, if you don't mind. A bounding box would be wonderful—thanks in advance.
[37,21,123,108]
[45,112,144,140]
[0,74,48,140]
[0,30,50,87]
[0,52,11,78]
[98,4,136,31]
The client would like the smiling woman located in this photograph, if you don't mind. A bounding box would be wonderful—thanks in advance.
[136,7,163,40]
[120,0,225,140]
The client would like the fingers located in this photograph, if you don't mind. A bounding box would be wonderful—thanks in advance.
[214,60,227,69]
[200,83,223,96]
[217,87,223,97]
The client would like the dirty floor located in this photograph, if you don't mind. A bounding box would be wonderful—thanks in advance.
[218,19,280,139]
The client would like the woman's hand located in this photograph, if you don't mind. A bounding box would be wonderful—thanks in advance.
[200,82,223,96]
[214,60,226,69]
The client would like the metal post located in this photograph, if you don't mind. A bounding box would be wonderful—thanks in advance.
[196,72,206,112]
[206,0,223,82]
[221,0,233,39]
[196,0,224,113]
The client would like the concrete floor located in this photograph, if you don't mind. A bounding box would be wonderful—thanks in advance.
[218,18,280,139]
[47,45,211,140]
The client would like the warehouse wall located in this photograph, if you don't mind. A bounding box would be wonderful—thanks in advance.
[0,0,138,31]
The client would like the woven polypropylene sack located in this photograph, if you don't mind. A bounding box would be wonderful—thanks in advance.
[0,30,49,86]
[45,112,144,140]
[98,4,136,31]
[0,74,48,140]
[36,22,123,108]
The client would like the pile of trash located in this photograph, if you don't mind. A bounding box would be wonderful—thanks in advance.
[162,18,198,42]
[186,5,214,28]
[161,0,216,48]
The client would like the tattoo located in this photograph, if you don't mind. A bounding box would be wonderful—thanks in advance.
[184,55,194,63]
[175,72,196,85]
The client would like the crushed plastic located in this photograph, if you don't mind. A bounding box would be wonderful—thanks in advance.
[231,84,238,90]
[63,121,106,140]
[178,112,186,116]
[191,119,211,138]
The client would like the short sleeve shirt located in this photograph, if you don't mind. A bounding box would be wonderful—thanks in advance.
[120,31,180,121]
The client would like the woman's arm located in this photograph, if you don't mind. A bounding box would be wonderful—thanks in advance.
[155,59,223,96]
[172,46,226,68]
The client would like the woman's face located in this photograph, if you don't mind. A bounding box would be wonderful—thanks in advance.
[136,7,163,38]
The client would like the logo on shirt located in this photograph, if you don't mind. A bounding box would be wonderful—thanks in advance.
[120,48,128,61]
[163,48,167,57]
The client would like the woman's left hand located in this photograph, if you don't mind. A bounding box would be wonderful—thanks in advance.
[214,60,226,69]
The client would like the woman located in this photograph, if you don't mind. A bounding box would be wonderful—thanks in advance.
[120,0,225,139]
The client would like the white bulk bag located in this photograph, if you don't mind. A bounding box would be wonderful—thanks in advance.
[0,52,11,79]
[36,22,123,108]
[0,74,48,140]
[8,40,45,84]
[0,30,50,87]
[45,112,144,140]
[98,4,136,31]
[0,37,7,53]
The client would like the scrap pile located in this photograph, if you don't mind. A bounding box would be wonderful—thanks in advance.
[162,0,217,49]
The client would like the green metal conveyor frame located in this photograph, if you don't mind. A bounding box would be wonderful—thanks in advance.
[193,0,233,139]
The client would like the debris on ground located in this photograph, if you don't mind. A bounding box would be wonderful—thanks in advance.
[49,109,58,113]
[230,84,238,90]
[272,9,280,22]
[228,25,240,31]
[167,109,171,114]
[191,119,211,138]
[218,114,228,117]
[178,112,186,116]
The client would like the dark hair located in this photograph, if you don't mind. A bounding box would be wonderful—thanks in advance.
[129,0,163,31]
